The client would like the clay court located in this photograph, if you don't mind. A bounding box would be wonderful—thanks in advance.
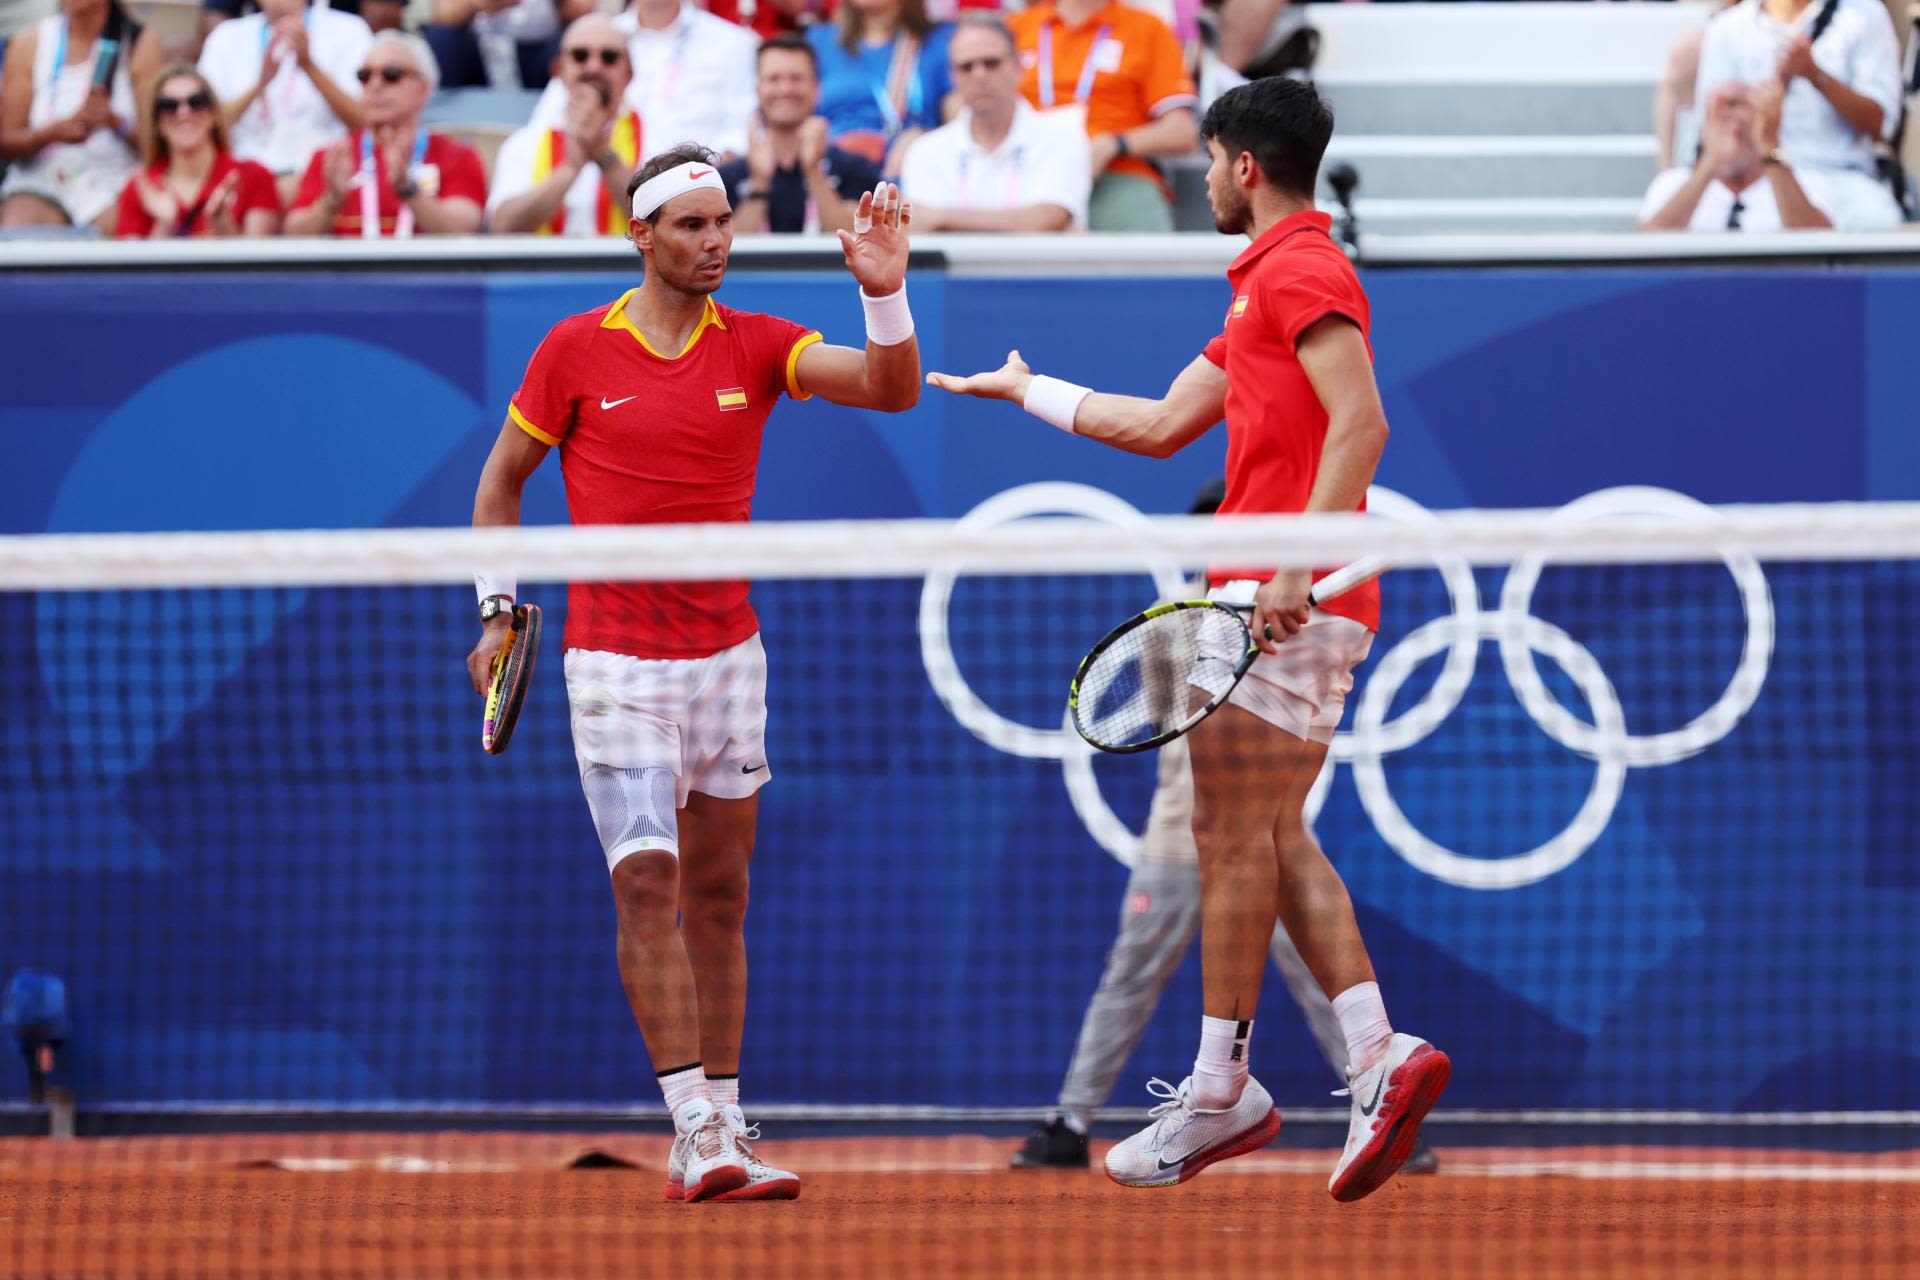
[4,1133,1916,1278]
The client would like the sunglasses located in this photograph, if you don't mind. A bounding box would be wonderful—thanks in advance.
[156,91,214,116]
[356,65,418,85]
[953,56,1008,74]
[566,47,624,66]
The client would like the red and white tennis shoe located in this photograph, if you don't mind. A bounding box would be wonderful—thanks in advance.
[1104,1076,1281,1188]
[1328,1032,1451,1203]
[664,1098,748,1203]
[711,1104,801,1201]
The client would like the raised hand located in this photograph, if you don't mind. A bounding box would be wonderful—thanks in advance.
[205,171,242,236]
[925,348,1033,403]
[133,172,180,227]
[837,180,911,297]
[321,138,356,202]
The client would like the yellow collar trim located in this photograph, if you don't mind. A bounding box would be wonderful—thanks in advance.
[600,289,727,359]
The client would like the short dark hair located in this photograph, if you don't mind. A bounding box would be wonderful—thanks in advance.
[757,31,817,73]
[626,143,721,224]
[1200,78,1333,200]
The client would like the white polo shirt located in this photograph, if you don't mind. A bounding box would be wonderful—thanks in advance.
[1638,162,1902,230]
[529,2,755,157]
[487,113,646,236]
[899,99,1092,229]
[200,8,373,176]
[1695,0,1902,175]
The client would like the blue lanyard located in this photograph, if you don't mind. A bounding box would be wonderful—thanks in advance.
[362,128,429,174]
[1037,22,1109,110]
[868,38,923,136]
[52,17,65,74]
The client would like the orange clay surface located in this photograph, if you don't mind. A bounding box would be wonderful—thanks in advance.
[2,1133,1916,1279]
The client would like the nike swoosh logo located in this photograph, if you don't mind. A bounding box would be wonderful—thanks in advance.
[741,763,767,774]
[687,168,712,179]
[1358,1072,1388,1118]
[601,396,637,410]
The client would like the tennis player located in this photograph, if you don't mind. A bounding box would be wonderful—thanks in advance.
[1011,481,1436,1180]
[467,143,918,1203]
[929,78,1448,1201]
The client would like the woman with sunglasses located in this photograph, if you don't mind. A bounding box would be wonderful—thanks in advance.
[116,63,282,237]
[285,30,486,236]
[0,0,162,230]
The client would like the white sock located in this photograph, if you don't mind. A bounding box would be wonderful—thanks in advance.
[658,1062,708,1113]
[1191,1016,1253,1109]
[1331,982,1393,1076]
[709,1074,739,1109]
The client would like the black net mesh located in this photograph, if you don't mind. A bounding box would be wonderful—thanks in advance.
[2,549,1917,1277]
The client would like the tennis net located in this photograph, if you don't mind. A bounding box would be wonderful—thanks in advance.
[3,493,1918,1279]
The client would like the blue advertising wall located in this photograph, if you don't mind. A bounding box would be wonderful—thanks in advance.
[3,266,1918,1114]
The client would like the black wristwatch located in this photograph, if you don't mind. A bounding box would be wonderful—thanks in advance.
[479,594,515,623]
[393,173,421,200]
[1112,133,1131,158]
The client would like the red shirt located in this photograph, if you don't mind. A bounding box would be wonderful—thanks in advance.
[509,289,823,660]
[1202,210,1379,631]
[290,132,487,237]
[114,152,280,238]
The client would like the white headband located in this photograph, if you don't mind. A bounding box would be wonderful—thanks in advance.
[630,161,729,219]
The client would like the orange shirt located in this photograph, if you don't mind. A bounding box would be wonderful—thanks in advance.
[1007,1,1197,191]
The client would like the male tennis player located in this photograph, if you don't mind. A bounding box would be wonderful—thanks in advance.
[1011,479,1435,1180]
[929,77,1448,1201]
[467,144,918,1203]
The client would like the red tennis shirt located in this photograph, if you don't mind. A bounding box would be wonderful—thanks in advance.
[1202,210,1380,632]
[508,289,823,659]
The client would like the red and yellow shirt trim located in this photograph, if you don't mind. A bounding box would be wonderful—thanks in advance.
[784,331,823,400]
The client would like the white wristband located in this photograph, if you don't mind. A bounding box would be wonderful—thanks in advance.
[1022,374,1092,434]
[476,572,516,607]
[860,285,914,347]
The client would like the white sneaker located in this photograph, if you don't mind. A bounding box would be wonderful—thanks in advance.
[1104,1076,1281,1188]
[666,1098,749,1203]
[710,1104,801,1201]
[1329,1032,1451,1203]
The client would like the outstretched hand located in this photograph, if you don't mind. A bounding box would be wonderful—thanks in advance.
[838,180,911,297]
[925,348,1034,403]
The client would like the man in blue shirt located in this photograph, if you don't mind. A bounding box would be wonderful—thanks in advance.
[720,33,881,235]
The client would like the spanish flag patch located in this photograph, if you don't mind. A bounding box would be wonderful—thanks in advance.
[1231,296,1250,318]
[716,387,748,412]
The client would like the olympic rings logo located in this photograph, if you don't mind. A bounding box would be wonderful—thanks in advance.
[917,482,1774,891]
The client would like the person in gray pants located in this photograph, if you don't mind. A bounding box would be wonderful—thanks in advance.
[1012,483,1437,1175]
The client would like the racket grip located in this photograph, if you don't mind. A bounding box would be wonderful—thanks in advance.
[1308,556,1388,605]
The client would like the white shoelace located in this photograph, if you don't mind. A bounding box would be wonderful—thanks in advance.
[693,1112,735,1161]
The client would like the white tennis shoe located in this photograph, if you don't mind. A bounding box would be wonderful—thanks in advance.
[1104,1076,1281,1188]
[1329,1032,1451,1203]
[665,1098,749,1203]
[711,1104,801,1201]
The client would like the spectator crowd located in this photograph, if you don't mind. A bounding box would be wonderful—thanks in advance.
[0,0,1912,239]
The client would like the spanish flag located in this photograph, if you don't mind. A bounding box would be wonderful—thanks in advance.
[531,111,644,236]
[716,387,748,412]
[1231,295,1250,318]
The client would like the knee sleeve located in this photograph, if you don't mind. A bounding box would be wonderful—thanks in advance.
[582,764,680,873]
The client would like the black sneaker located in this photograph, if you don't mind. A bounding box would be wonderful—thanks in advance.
[1400,1133,1440,1176]
[1010,1117,1089,1169]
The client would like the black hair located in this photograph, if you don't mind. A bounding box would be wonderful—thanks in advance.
[757,31,818,73]
[1199,77,1333,200]
[1808,0,1842,42]
[626,144,721,225]
[102,0,142,86]
[1188,478,1227,516]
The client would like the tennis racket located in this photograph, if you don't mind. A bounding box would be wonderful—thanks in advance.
[1068,559,1385,754]
[481,603,542,755]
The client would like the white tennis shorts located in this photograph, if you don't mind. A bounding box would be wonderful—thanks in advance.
[563,635,772,809]
[1194,581,1375,745]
